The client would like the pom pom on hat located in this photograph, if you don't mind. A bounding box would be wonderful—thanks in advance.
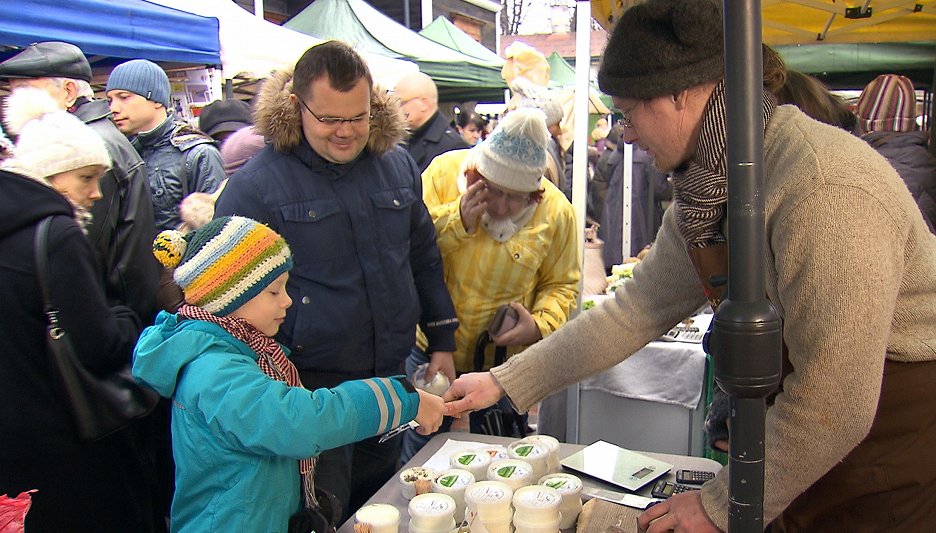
[153,230,188,268]
[855,74,917,134]
[597,0,724,99]
[476,107,549,193]
[157,216,293,316]
[1,87,111,179]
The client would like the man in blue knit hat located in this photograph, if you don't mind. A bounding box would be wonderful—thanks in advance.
[106,59,224,231]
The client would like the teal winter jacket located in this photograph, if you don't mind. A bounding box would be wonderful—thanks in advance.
[132,311,420,533]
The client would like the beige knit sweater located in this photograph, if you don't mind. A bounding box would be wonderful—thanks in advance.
[491,106,936,530]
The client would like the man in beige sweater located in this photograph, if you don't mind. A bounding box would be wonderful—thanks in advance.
[443,0,936,531]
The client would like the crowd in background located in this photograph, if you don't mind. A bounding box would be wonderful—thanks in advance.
[1,4,935,529]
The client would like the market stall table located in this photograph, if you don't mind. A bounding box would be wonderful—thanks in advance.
[337,432,722,532]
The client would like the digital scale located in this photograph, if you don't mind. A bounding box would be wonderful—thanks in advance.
[560,440,673,492]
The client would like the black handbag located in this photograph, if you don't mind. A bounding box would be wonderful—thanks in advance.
[34,216,160,442]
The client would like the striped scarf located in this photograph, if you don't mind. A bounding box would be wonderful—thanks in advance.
[673,80,776,249]
[175,304,318,508]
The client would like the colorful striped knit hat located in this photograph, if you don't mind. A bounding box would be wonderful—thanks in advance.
[153,216,293,316]
[856,74,917,134]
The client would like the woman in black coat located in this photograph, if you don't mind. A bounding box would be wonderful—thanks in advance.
[0,88,154,532]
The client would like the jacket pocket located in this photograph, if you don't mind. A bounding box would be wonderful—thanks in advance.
[279,198,350,263]
[370,187,416,247]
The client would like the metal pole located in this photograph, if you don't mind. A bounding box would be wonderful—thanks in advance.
[708,1,782,532]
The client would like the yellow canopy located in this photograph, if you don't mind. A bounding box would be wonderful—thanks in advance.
[591,0,936,45]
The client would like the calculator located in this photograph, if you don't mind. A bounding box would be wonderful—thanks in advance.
[651,479,699,499]
[659,326,705,343]
[676,469,716,485]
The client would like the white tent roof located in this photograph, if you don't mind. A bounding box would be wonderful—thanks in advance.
[146,0,417,87]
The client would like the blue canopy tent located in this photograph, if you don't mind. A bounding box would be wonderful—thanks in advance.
[0,0,220,67]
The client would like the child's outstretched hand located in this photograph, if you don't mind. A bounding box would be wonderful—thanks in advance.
[414,389,444,435]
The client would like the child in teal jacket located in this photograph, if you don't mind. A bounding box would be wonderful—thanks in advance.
[133,216,444,532]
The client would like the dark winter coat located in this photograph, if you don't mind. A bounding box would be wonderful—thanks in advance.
[214,70,457,380]
[862,130,936,234]
[404,110,468,172]
[600,145,671,265]
[132,113,224,231]
[0,170,152,532]
[74,97,160,324]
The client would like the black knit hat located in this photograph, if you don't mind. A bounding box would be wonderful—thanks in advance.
[597,0,724,100]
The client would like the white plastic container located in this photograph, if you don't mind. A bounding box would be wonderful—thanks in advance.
[399,466,436,500]
[355,503,401,533]
[465,480,514,530]
[412,363,450,396]
[507,440,549,481]
[512,485,562,527]
[513,512,562,533]
[537,473,582,529]
[450,449,491,481]
[431,468,475,524]
[408,492,457,533]
[520,435,561,474]
[486,459,534,491]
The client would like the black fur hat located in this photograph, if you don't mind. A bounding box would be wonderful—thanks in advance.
[597,0,725,99]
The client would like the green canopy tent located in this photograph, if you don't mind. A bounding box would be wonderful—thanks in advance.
[285,0,507,102]
[547,51,576,89]
[777,42,936,89]
[419,16,503,66]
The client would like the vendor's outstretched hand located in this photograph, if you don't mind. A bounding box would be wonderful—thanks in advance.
[491,302,541,347]
[414,389,444,434]
[637,490,721,533]
[442,371,505,418]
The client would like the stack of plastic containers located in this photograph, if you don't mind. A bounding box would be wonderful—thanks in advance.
[538,473,583,529]
[487,459,534,491]
[449,449,491,481]
[408,493,458,533]
[507,440,549,481]
[464,480,513,533]
[519,435,561,475]
[431,468,475,525]
[511,485,563,533]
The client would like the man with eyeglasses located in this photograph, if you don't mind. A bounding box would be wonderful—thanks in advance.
[442,0,936,531]
[400,107,579,461]
[214,41,457,522]
[392,71,468,172]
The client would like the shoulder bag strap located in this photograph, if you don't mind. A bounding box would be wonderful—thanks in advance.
[34,216,58,320]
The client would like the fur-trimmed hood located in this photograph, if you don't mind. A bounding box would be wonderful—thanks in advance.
[254,68,407,155]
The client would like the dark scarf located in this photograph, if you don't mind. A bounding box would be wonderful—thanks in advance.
[176,304,318,508]
[673,80,777,249]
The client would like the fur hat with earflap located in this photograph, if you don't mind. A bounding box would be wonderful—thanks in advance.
[476,107,549,193]
[1,87,111,181]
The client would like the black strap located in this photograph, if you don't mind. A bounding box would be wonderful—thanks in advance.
[473,331,507,372]
[34,216,55,315]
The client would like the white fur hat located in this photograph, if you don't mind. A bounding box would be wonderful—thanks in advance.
[476,107,548,193]
[1,87,111,179]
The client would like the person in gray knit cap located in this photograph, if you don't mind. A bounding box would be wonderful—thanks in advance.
[106,59,224,231]
[443,1,936,532]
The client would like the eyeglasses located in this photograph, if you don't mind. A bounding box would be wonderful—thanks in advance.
[615,102,640,129]
[297,97,371,127]
[483,180,529,204]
